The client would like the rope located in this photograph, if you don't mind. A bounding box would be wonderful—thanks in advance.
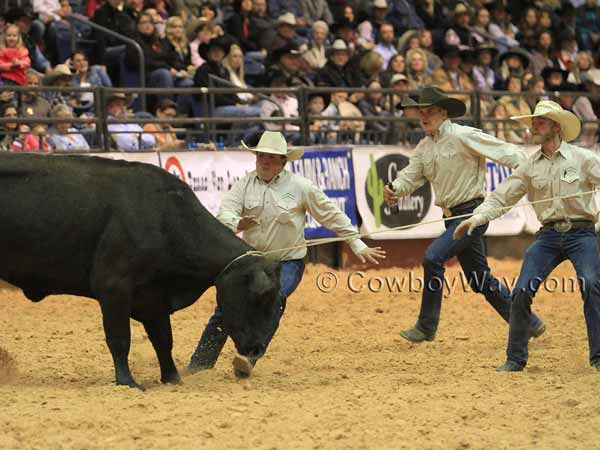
[249,187,600,259]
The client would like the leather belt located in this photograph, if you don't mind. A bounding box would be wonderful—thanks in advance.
[541,219,595,233]
[443,198,484,218]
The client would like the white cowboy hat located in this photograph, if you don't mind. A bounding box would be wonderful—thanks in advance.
[511,100,581,143]
[241,131,304,160]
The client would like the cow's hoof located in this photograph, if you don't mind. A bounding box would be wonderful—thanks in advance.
[233,354,255,379]
[117,380,146,391]
[161,373,182,384]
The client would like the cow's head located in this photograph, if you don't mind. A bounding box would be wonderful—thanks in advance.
[215,255,281,359]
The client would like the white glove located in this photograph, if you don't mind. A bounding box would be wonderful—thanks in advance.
[453,214,487,240]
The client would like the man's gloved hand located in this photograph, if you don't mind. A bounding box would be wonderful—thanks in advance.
[453,214,487,240]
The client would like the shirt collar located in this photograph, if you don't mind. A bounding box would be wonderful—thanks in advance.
[431,119,452,140]
[534,141,570,160]
[255,168,288,185]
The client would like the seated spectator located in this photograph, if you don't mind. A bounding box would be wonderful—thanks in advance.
[445,3,473,48]
[199,1,221,24]
[530,31,557,76]
[260,72,299,133]
[525,74,549,112]
[473,44,498,92]
[471,7,493,46]
[396,29,420,56]
[542,66,569,92]
[555,30,577,73]
[302,21,329,71]
[165,16,194,81]
[484,102,523,144]
[432,45,474,112]
[144,8,166,38]
[357,0,389,49]
[43,63,77,110]
[16,123,51,151]
[496,47,530,90]
[47,104,91,151]
[488,1,519,54]
[0,24,30,86]
[70,51,112,114]
[568,51,595,85]
[359,51,384,85]
[300,0,333,26]
[268,13,306,52]
[20,70,50,118]
[106,92,156,151]
[576,0,600,51]
[223,44,257,105]
[516,7,539,51]
[143,99,186,150]
[187,18,222,68]
[384,73,409,114]
[380,53,405,88]
[0,103,19,150]
[557,83,598,147]
[498,75,532,141]
[4,8,51,74]
[357,79,390,138]
[145,0,177,20]
[581,69,600,117]
[306,91,329,143]
[321,90,363,143]
[373,22,397,68]
[225,0,263,54]
[268,44,314,87]
[33,0,74,64]
[316,39,363,89]
[406,48,431,90]
[418,29,442,72]
[268,0,307,27]
[386,0,424,35]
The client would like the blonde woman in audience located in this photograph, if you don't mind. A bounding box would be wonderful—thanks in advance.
[223,44,257,105]
[165,16,195,79]
[405,48,431,90]
[568,51,595,85]
[47,104,90,151]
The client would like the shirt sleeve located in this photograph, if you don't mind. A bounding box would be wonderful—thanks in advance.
[459,128,526,169]
[217,176,248,232]
[472,163,529,223]
[391,146,427,196]
[302,180,368,255]
[583,150,600,185]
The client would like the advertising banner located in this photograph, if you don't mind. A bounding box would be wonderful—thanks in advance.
[289,147,358,238]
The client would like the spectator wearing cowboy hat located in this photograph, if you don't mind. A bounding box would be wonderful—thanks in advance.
[541,66,569,92]
[315,39,363,89]
[42,63,77,111]
[385,86,545,344]
[581,68,600,117]
[456,100,600,373]
[432,45,475,113]
[267,43,314,87]
[268,13,307,53]
[106,92,155,151]
[189,130,385,378]
[496,47,531,89]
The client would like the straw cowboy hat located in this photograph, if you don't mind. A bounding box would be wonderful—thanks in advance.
[411,86,466,118]
[242,131,304,160]
[511,100,581,142]
[43,64,74,84]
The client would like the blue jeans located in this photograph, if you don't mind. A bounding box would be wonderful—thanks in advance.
[507,228,600,367]
[190,259,305,366]
[416,205,543,337]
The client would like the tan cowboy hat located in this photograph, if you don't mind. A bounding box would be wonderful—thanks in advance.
[42,64,74,84]
[511,100,581,142]
[241,131,304,160]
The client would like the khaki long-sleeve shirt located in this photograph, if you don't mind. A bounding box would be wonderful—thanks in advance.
[218,169,367,261]
[391,120,526,209]
[473,142,600,224]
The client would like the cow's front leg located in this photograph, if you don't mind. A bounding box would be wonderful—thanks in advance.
[142,315,180,384]
[100,298,143,390]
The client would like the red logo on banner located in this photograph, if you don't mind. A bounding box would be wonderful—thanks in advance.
[165,156,186,183]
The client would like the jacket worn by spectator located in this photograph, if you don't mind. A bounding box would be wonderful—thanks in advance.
[126,33,177,73]
[92,2,137,64]
[0,47,30,85]
[107,115,156,151]
[193,60,238,107]
[316,60,363,88]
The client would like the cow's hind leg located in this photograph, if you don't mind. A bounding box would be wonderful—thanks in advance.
[100,297,143,390]
[142,315,180,384]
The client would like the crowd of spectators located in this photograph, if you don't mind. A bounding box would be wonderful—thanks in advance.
[0,0,599,149]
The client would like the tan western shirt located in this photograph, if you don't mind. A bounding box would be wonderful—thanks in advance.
[391,119,526,210]
[218,169,367,261]
[473,142,600,224]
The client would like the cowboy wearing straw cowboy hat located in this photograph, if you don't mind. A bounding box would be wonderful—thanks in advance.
[189,131,386,378]
[384,86,545,344]
[456,100,600,372]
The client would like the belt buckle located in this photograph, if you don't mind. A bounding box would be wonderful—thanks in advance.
[553,220,572,233]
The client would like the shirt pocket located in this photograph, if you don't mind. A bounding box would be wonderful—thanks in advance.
[243,196,262,215]
[275,198,296,225]
[559,171,580,195]
[531,176,549,191]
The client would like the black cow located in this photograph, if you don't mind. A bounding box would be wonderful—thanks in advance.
[0,153,280,389]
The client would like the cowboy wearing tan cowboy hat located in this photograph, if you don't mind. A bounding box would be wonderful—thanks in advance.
[384,86,545,344]
[456,100,600,373]
[189,131,386,378]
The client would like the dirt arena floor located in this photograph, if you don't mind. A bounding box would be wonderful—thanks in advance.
[1,258,600,450]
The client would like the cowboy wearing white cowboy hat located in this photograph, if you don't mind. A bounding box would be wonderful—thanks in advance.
[455,100,600,373]
[189,131,386,378]
[384,86,545,344]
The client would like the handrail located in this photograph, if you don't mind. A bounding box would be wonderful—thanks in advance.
[66,12,147,111]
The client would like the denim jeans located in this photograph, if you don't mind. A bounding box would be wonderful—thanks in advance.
[506,228,600,367]
[190,259,305,366]
[416,205,543,337]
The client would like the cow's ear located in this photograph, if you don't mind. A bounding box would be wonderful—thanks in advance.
[250,269,273,298]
